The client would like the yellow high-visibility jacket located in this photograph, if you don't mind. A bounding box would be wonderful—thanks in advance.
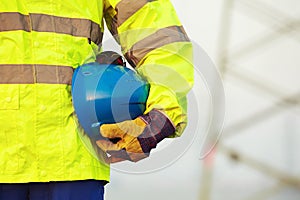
[0,0,193,183]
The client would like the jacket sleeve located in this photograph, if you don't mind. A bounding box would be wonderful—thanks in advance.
[103,0,194,137]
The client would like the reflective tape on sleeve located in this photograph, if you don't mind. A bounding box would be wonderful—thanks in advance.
[125,26,190,67]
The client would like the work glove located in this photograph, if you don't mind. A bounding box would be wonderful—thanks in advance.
[96,109,175,163]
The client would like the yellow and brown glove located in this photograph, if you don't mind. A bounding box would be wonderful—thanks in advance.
[96,109,175,163]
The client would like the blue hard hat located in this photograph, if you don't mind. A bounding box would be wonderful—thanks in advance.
[72,62,149,140]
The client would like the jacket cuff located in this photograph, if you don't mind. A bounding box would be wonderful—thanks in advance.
[137,109,175,153]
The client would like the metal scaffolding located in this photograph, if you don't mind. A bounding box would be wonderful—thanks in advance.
[199,0,300,199]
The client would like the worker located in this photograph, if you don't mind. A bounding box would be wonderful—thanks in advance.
[0,0,194,199]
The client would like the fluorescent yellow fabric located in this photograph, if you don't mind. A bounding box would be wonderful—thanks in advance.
[0,31,96,66]
[117,0,182,52]
[0,0,109,183]
[0,0,193,183]
[137,42,194,136]
[104,0,194,137]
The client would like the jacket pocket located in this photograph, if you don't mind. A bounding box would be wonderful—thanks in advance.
[0,84,20,110]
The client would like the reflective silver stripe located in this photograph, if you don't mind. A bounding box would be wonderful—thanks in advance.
[0,12,31,32]
[0,65,74,85]
[30,13,103,45]
[115,0,150,26]
[0,12,103,45]
[125,26,190,67]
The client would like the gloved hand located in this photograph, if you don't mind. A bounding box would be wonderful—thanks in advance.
[96,109,175,163]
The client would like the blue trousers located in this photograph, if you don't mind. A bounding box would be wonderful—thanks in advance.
[0,180,105,200]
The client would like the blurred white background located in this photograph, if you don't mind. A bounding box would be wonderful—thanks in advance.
[104,0,300,199]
